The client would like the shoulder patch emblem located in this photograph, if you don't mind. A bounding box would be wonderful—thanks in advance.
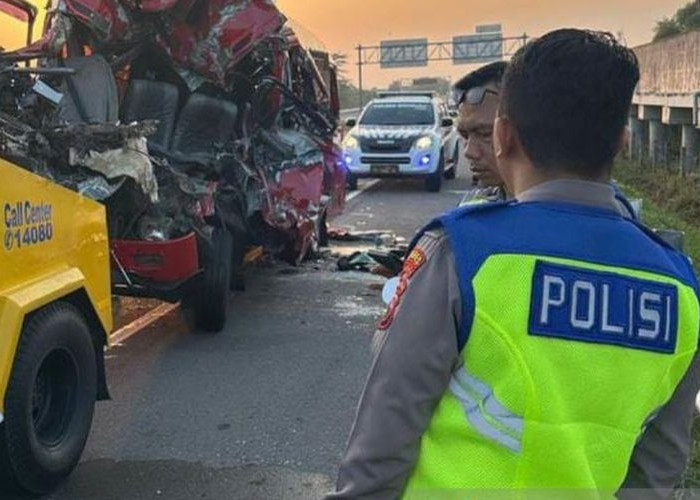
[377,247,427,330]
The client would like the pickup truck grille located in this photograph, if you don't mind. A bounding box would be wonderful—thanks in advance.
[361,156,411,165]
[360,137,413,154]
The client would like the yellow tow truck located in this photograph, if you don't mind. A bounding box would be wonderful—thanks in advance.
[0,1,111,495]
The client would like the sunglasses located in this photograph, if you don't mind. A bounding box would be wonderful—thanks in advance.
[455,86,499,106]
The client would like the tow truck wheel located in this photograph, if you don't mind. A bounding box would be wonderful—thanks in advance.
[425,151,445,192]
[194,228,233,333]
[0,302,97,495]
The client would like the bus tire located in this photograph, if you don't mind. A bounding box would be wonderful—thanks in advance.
[194,228,233,333]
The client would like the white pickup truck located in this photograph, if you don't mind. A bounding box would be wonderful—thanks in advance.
[342,92,459,192]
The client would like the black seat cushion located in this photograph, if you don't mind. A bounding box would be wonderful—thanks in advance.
[59,55,119,125]
[123,79,180,152]
[171,94,238,156]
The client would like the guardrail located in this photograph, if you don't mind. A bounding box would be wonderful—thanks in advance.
[340,108,360,121]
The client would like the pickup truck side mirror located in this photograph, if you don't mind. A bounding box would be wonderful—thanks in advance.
[345,118,357,128]
[441,117,454,127]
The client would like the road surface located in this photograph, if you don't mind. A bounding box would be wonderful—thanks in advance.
[37,169,472,500]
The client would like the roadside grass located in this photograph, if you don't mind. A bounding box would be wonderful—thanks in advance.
[613,159,700,491]
[614,159,700,265]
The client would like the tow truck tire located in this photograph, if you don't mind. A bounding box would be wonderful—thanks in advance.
[425,152,445,192]
[347,173,358,191]
[194,228,233,333]
[0,302,97,495]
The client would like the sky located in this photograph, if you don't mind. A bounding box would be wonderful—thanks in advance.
[276,0,688,88]
[0,0,688,89]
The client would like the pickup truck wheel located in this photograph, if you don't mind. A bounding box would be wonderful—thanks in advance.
[444,144,458,180]
[194,228,233,333]
[0,302,97,495]
[425,152,445,192]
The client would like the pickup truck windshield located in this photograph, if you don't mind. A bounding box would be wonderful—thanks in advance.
[360,102,435,126]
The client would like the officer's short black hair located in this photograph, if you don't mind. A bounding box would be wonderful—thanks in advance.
[501,29,640,175]
[454,61,508,92]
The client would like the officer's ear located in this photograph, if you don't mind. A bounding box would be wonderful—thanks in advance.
[493,115,514,159]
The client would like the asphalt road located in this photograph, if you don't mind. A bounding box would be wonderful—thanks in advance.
[35,168,473,500]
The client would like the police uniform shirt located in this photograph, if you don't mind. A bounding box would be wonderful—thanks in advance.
[327,179,700,500]
[459,185,507,206]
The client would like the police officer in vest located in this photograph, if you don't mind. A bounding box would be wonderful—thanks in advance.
[328,29,700,498]
[454,61,509,205]
[454,61,638,219]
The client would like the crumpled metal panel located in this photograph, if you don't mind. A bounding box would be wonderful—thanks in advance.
[319,141,346,218]
[266,162,324,261]
[160,0,286,88]
[136,0,179,12]
[2,0,344,265]
[62,0,134,42]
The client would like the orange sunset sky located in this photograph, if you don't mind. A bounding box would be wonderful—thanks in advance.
[276,0,688,87]
[1,0,689,89]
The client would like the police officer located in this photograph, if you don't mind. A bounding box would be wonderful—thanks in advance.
[328,29,700,498]
[453,61,509,205]
[454,61,638,219]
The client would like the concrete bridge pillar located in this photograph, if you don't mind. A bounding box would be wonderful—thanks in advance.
[628,117,644,160]
[649,120,667,166]
[681,124,698,173]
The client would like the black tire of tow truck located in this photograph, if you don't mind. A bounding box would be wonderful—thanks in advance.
[347,173,358,191]
[444,144,458,180]
[194,228,233,333]
[0,302,97,496]
[425,152,445,192]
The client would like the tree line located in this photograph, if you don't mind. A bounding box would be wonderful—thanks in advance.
[654,0,700,41]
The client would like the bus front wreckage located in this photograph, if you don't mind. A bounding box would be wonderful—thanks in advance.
[0,0,345,494]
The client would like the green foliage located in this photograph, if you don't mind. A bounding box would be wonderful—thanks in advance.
[613,159,700,494]
[654,17,683,41]
[676,0,700,31]
[338,80,377,110]
[653,0,700,41]
[331,51,377,109]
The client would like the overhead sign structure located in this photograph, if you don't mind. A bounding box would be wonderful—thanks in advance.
[476,24,502,34]
[356,28,527,107]
[453,24,504,65]
[380,38,428,69]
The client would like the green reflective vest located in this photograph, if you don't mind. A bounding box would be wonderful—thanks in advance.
[404,202,700,496]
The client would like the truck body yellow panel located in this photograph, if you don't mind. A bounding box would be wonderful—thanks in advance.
[0,158,111,414]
